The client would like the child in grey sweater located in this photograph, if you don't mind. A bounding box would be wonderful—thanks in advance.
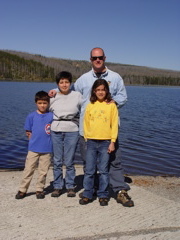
[49,71,82,198]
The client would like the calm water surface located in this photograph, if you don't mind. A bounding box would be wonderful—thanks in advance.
[0,82,179,176]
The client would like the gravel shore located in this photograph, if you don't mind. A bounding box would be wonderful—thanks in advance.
[0,166,180,240]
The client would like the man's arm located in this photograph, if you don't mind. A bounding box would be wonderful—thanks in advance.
[73,77,83,93]
[48,89,58,97]
[112,77,127,108]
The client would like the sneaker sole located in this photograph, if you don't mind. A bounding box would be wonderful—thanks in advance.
[117,199,134,207]
[100,202,108,206]
[15,193,26,199]
[51,194,61,197]
[79,199,92,205]
[67,194,76,197]
[36,195,45,199]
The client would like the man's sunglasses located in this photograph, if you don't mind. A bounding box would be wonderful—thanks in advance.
[91,56,104,61]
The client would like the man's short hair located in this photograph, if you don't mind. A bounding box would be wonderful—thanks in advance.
[90,47,105,57]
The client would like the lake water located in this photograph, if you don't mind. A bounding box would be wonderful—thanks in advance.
[0,81,180,176]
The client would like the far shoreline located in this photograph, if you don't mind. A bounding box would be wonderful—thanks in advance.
[1,79,180,87]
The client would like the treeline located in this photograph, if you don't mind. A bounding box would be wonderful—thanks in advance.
[0,50,180,86]
[0,51,54,81]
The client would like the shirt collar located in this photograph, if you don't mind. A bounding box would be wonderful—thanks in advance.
[92,67,108,78]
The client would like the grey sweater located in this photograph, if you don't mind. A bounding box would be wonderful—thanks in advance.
[49,91,82,132]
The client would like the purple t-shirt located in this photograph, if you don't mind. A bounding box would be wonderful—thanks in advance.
[24,111,53,153]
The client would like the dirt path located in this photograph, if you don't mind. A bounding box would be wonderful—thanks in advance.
[0,166,179,240]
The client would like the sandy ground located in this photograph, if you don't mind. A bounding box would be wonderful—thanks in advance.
[0,166,180,240]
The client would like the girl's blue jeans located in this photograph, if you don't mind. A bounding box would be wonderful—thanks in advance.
[51,131,79,189]
[83,139,110,199]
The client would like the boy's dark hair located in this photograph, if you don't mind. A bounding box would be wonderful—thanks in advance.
[90,79,112,103]
[56,71,72,84]
[35,91,50,103]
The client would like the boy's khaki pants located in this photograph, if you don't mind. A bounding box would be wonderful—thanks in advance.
[19,151,51,193]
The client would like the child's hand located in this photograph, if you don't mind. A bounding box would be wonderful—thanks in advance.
[26,131,32,140]
[107,142,115,153]
[105,99,115,104]
[48,89,57,97]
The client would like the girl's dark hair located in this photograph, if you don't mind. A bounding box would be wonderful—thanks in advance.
[35,91,50,103]
[56,71,72,84]
[90,79,112,103]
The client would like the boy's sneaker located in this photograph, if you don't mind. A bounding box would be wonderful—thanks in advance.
[99,198,108,206]
[79,197,92,205]
[36,191,45,199]
[51,189,62,197]
[116,190,134,207]
[15,191,26,199]
[67,188,76,197]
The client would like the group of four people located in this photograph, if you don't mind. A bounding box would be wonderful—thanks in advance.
[15,47,134,207]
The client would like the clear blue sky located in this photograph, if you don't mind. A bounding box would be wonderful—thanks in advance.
[1,0,180,71]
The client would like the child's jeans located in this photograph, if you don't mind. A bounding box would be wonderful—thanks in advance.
[51,131,79,189]
[19,151,51,193]
[83,139,110,199]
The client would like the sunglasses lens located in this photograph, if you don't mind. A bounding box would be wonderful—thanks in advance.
[91,56,104,61]
[98,56,104,60]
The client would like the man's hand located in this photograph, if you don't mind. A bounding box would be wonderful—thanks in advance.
[48,89,57,97]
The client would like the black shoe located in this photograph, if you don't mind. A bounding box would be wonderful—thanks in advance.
[99,198,108,206]
[15,191,26,199]
[79,197,92,205]
[67,188,76,197]
[36,191,45,199]
[51,189,62,197]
